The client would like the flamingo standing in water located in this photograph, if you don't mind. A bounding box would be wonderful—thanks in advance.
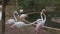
[35,9,46,34]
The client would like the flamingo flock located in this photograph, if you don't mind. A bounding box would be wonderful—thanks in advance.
[6,9,36,28]
[5,9,46,34]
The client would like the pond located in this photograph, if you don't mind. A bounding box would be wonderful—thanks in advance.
[25,12,60,29]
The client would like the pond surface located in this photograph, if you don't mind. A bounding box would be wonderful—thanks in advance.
[25,12,60,29]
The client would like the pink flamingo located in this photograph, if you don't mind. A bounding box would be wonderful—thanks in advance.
[35,9,46,34]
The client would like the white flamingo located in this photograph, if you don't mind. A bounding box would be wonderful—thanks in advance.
[35,9,46,34]
[5,11,17,25]
[10,21,36,28]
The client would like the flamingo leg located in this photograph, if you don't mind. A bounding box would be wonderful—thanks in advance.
[36,27,43,34]
[19,29,20,34]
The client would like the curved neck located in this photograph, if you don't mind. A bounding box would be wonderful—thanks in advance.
[40,12,43,20]
[41,9,46,21]
[13,13,17,22]
[40,11,43,21]
[43,12,46,22]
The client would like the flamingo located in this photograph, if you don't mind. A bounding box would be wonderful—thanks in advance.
[5,11,18,25]
[10,18,36,28]
[35,9,46,34]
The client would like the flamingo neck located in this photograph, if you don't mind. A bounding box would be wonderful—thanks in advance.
[13,13,17,22]
[43,12,46,22]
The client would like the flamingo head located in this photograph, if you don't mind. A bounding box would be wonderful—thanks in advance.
[41,9,46,13]
[14,11,19,16]
[20,14,28,19]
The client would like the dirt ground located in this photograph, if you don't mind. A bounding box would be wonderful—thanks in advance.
[1,17,52,34]
[1,22,58,34]
[5,24,52,34]
[3,17,60,34]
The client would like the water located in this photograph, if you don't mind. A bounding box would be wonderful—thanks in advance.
[26,12,60,29]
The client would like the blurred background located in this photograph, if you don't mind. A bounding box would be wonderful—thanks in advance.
[0,0,60,34]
